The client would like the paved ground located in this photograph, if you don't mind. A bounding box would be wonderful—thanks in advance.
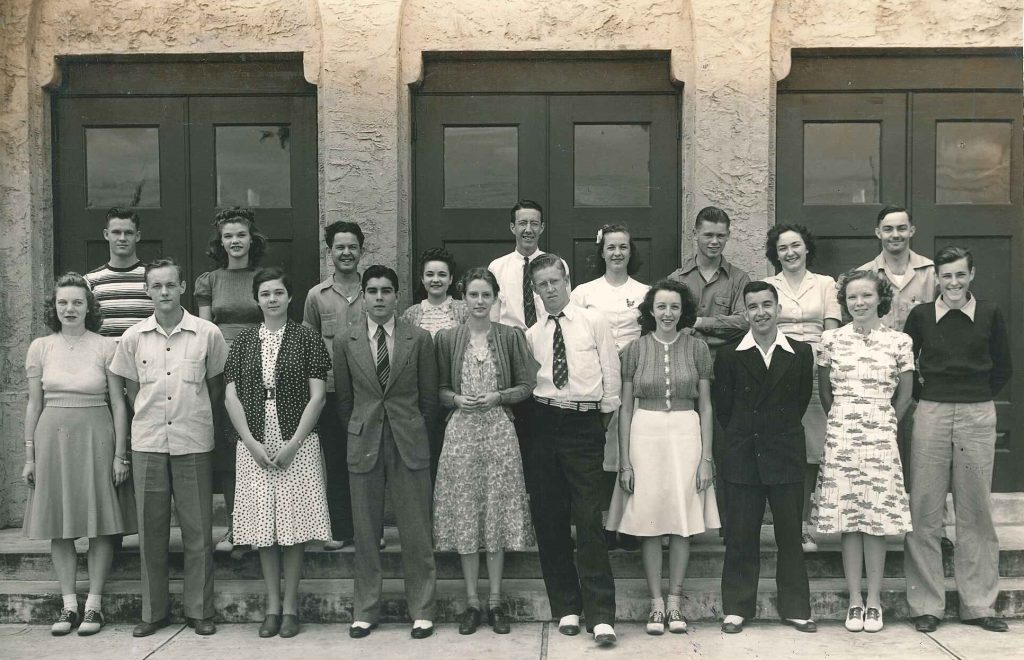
[0,620,1019,659]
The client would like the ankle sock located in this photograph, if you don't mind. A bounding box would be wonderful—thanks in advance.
[488,594,502,609]
[85,593,102,612]
[467,596,480,610]
[62,594,78,611]
[666,595,682,611]
[650,597,665,613]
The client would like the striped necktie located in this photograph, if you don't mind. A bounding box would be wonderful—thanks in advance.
[550,313,568,389]
[375,325,390,390]
[523,256,537,327]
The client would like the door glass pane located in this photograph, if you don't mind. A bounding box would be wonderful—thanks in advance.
[574,124,650,207]
[803,123,880,205]
[936,121,1011,205]
[444,126,518,208]
[216,125,291,207]
[85,127,160,208]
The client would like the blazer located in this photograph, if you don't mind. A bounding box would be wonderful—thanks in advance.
[334,318,439,473]
[434,322,538,422]
[712,336,813,485]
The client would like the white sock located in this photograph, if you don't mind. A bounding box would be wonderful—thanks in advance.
[62,594,78,611]
[85,593,102,611]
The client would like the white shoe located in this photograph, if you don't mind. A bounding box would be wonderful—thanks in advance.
[215,531,234,553]
[593,623,617,646]
[845,606,865,632]
[801,531,818,553]
[667,608,687,633]
[558,614,580,636]
[646,609,665,635]
[863,607,883,633]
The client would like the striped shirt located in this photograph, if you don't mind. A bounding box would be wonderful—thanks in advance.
[84,261,154,338]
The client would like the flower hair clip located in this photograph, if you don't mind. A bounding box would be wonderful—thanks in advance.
[595,228,605,245]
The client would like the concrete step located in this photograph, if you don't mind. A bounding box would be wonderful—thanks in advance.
[3,577,1024,624]
[3,527,1024,582]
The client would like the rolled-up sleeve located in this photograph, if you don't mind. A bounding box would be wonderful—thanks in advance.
[593,314,622,412]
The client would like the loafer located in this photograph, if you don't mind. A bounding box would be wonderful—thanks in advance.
[913,614,940,632]
[962,617,1008,632]
[459,607,482,635]
[77,609,104,636]
[349,622,377,638]
[188,617,217,635]
[51,608,80,636]
[558,614,580,636]
[279,614,300,638]
[488,605,511,635]
[133,618,171,638]
[411,622,434,639]
[863,607,883,633]
[783,618,817,633]
[845,606,864,632]
[259,613,281,638]
[721,621,743,634]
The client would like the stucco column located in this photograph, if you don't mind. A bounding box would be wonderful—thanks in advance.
[688,0,775,277]
[317,0,405,271]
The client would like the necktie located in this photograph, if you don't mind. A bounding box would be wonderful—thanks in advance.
[375,325,390,390]
[523,256,537,327]
[550,313,568,389]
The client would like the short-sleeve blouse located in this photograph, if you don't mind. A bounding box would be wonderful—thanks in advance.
[763,271,842,346]
[25,332,114,407]
[570,276,649,351]
[194,268,262,343]
[620,333,713,406]
[817,324,914,400]
[400,297,468,337]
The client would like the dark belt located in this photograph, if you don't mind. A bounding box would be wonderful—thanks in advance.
[264,387,276,400]
[533,395,600,412]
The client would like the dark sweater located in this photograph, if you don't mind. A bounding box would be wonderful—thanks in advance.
[903,298,1012,403]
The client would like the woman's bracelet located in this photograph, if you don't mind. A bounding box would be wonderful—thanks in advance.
[618,466,633,473]
[703,457,714,464]
[114,454,130,465]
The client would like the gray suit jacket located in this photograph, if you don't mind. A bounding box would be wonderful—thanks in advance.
[334,318,439,473]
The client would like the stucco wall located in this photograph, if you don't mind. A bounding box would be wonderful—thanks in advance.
[0,0,1021,525]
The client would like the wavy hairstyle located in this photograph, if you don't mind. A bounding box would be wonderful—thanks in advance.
[765,223,817,274]
[205,207,269,268]
[592,223,642,276]
[637,278,697,334]
[414,247,458,301]
[44,272,103,333]
[836,269,894,318]
[456,267,500,298]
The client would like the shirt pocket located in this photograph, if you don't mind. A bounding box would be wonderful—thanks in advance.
[181,358,206,385]
[321,312,338,339]
[139,359,157,384]
[713,295,731,312]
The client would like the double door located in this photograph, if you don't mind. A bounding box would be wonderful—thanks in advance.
[414,92,680,286]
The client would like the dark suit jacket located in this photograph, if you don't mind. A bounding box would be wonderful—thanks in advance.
[334,318,439,473]
[712,336,813,485]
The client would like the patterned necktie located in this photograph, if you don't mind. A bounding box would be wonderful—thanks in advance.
[550,313,568,389]
[523,256,537,327]
[375,325,390,390]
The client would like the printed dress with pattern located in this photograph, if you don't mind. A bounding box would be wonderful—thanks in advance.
[433,339,535,554]
[810,324,914,536]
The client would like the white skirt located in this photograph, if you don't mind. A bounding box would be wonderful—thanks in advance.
[606,409,721,537]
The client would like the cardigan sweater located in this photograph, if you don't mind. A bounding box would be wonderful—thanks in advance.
[903,298,1012,403]
[434,322,538,421]
[224,320,331,443]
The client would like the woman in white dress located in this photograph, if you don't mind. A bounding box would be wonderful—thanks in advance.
[224,267,333,639]
[570,223,649,550]
[763,224,841,552]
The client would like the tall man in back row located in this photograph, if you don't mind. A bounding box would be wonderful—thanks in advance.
[525,253,620,647]
[84,207,154,338]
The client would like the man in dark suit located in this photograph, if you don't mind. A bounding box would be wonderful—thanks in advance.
[334,265,439,640]
[712,281,815,634]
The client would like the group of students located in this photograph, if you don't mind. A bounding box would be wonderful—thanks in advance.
[21,201,1011,645]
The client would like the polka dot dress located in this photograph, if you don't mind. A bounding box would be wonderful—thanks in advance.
[232,324,333,548]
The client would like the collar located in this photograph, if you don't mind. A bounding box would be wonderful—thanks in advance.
[509,248,546,263]
[138,307,198,336]
[104,260,144,273]
[544,301,577,322]
[367,316,396,337]
[935,294,976,323]
[869,250,934,273]
[316,273,363,294]
[736,329,795,355]
[678,253,731,277]
[421,297,452,311]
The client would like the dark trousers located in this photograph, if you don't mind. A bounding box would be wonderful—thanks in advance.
[321,392,354,541]
[722,480,809,620]
[512,400,532,486]
[526,401,615,627]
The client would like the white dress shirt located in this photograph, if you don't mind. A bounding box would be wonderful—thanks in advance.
[488,249,571,329]
[935,293,977,323]
[366,316,395,367]
[736,329,795,368]
[526,302,621,412]
[570,276,649,351]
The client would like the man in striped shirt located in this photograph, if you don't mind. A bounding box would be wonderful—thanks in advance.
[84,207,154,338]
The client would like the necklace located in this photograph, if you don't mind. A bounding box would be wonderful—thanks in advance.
[60,331,86,351]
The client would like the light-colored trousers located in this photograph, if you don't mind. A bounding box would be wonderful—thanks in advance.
[904,400,1000,620]
[133,450,215,622]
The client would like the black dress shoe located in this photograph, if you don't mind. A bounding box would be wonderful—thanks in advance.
[187,617,217,635]
[459,607,482,635]
[133,618,171,637]
[962,617,1008,632]
[349,622,377,638]
[259,614,281,638]
[913,614,940,632]
[488,606,511,634]
[783,618,817,633]
[721,621,743,634]
[279,614,300,638]
[411,623,434,639]
[604,529,620,551]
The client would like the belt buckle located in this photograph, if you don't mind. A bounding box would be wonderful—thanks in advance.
[264,387,276,400]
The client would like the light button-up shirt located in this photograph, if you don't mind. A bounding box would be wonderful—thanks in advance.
[858,250,936,331]
[110,309,228,455]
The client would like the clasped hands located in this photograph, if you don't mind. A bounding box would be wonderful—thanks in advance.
[453,391,501,412]
[244,438,300,471]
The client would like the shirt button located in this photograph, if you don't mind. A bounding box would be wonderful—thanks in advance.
[166,371,171,375]
[167,421,173,425]
[166,347,171,351]
[167,396,172,401]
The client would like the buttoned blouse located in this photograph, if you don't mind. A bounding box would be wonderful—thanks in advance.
[224,320,331,445]
[763,271,842,347]
[110,309,228,455]
[621,333,712,411]
[570,276,649,351]
[400,297,469,337]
